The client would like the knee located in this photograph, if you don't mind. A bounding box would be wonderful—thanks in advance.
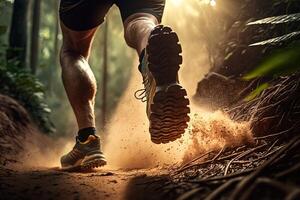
[59,46,84,70]
[124,13,158,48]
[59,47,90,81]
[124,19,138,48]
[59,48,96,98]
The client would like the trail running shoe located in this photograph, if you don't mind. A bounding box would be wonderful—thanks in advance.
[60,135,107,171]
[135,25,190,144]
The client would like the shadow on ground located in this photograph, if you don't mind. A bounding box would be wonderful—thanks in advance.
[124,175,172,200]
[0,167,172,200]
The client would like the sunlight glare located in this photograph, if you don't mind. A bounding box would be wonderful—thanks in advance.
[202,0,217,7]
[210,0,217,7]
[171,0,183,7]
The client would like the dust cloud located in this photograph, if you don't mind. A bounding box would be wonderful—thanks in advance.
[15,132,74,168]
[103,67,253,169]
[182,110,253,163]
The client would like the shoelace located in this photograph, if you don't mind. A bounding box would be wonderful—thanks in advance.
[134,74,151,102]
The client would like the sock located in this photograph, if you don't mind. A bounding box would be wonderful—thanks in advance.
[77,127,96,142]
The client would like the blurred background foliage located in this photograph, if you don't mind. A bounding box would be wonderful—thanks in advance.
[244,43,300,80]
[0,0,54,133]
[0,0,135,136]
[195,0,300,107]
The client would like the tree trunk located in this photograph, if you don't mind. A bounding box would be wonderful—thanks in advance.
[30,0,41,74]
[7,0,30,68]
[48,0,60,95]
[101,20,109,130]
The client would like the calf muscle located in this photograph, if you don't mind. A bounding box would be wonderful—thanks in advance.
[60,23,97,129]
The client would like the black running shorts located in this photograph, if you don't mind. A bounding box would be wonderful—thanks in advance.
[59,0,166,31]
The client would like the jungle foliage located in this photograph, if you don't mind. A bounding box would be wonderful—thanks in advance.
[196,0,300,107]
[0,62,54,133]
[0,0,54,133]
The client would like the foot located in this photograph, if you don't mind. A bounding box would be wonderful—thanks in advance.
[60,135,107,171]
[136,25,190,144]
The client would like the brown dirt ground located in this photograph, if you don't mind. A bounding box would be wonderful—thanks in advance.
[0,94,168,200]
[0,166,168,200]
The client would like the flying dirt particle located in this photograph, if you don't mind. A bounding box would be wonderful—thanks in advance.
[109,180,118,184]
[182,110,253,163]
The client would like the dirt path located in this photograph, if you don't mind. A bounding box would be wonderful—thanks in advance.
[0,166,168,200]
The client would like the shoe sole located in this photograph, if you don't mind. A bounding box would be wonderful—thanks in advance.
[61,154,107,172]
[81,153,107,170]
[147,25,190,144]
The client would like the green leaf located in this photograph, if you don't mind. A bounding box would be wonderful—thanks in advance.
[0,62,54,134]
[244,45,300,80]
[43,107,51,113]
[249,31,300,47]
[0,25,7,35]
[244,83,269,101]
[247,13,300,25]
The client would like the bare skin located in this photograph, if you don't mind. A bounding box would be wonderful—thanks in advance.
[60,13,158,130]
[60,23,98,129]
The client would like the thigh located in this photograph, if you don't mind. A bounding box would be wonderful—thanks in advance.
[115,0,166,23]
[60,0,113,31]
[60,22,97,59]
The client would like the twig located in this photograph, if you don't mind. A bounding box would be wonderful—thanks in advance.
[189,168,254,184]
[224,143,267,175]
[253,129,289,140]
[233,145,284,164]
[212,147,225,161]
[176,188,203,200]
[275,162,300,178]
[204,177,242,200]
[240,177,293,200]
[286,190,300,200]
[229,135,300,200]
[176,151,243,173]
[178,151,214,172]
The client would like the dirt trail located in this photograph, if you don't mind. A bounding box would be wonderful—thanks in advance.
[0,60,252,200]
[0,166,168,200]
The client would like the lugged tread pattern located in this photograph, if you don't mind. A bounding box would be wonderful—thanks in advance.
[147,25,183,86]
[147,25,190,144]
[149,85,190,144]
[81,158,107,170]
[62,156,106,172]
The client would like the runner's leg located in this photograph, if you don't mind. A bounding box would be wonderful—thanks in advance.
[118,0,190,144]
[60,23,97,129]
[59,0,113,131]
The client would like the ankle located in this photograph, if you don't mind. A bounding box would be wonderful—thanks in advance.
[78,127,96,142]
